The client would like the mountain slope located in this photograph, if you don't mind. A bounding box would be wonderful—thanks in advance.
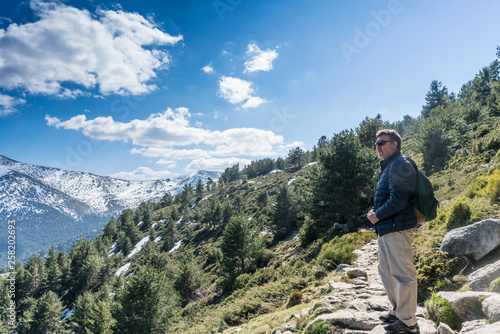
[0,155,219,266]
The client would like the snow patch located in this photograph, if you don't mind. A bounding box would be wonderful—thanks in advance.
[126,236,150,258]
[168,239,183,253]
[176,216,183,224]
[288,178,296,185]
[305,162,317,167]
[154,235,162,243]
[268,169,284,174]
[115,262,131,276]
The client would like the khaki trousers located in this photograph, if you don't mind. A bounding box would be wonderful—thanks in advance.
[378,230,418,327]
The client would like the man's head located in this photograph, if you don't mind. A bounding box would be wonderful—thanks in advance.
[375,129,401,160]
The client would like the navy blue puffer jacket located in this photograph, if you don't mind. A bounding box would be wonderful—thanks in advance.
[374,151,417,236]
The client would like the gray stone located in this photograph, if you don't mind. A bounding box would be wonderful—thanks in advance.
[370,318,438,334]
[346,299,369,312]
[437,291,496,321]
[292,307,310,319]
[482,294,500,321]
[308,309,380,331]
[458,320,487,333]
[345,267,368,278]
[336,264,351,272]
[468,258,500,291]
[328,280,356,291]
[352,278,369,286]
[366,295,391,311]
[438,322,456,334]
[440,219,500,261]
[458,319,500,333]
[320,295,343,305]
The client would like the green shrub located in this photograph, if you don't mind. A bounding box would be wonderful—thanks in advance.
[316,231,375,270]
[305,320,330,334]
[415,249,456,302]
[446,197,471,230]
[490,277,500,292]
[286,291,302,308]
[425,293,462,330]
[234,273,252,290]
[486,170,500,202]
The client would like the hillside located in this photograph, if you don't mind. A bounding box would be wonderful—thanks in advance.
[1,51,500,333]
[0,154,219,267]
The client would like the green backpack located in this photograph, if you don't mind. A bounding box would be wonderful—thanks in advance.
[407,158,439,223]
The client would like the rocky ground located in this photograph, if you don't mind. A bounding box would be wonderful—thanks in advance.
[273,231,500,334]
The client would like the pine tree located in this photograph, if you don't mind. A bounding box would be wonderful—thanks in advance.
[311,129,378,232]
[115,267,180,334]
[418,118,450,174]
[195,179,205,202]
[160,192,174,207]
[31,291,68,333]
[221,216,252,275]
[356,114,385,148]
[271,184,297,240]
[422,80,450,118]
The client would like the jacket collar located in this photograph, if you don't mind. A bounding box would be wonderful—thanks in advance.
[380,150,401,172]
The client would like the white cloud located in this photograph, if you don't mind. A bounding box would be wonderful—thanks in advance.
[155,159,177,168]
[111,167,174,181]
[131,147,211,160]
[186,157,252,172]
[218,76,267,109]
[0,1,182,98]
[201,64,215,74]
[47,108,286,159]
[0,94,26,116]
[243,43,278,74]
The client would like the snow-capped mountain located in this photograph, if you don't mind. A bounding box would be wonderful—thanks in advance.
[0,155,219,265]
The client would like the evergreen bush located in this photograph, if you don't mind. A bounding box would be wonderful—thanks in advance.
[425,293,462,330]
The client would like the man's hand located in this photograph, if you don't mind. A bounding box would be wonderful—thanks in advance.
[367,209,379,224]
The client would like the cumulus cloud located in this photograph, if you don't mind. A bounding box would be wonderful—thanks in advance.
[218,76,267,108]
[0,94,26,116]
[201,64,215,74]
[47,107,285,160]
[111,166,174,181]
[186,157,252,172]
[243,43,278,74]
[0,1,182,99]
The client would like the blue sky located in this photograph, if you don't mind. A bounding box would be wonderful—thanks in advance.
[1,0,500,180]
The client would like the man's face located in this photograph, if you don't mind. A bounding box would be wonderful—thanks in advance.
[375,134,398,160]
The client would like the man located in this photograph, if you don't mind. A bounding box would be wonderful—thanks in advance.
[367,129,419,334]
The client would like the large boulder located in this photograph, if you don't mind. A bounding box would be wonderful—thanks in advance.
[481,294,500,321]
[437,291,496,321]
[440,219,500,261]
[458,319,500,333]
[468,258,500,291]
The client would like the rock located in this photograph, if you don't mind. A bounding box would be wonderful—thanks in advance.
[491,279,500,292]
[437,291,496,321]
[458,319,500,333]
[346,299,369,312]
[320,295,343,305]
[336,264,351,272]
[292,307,310,319]
[345,267,368,278]
[328,280,357,291]
[366,295,391,311]
[468,258,500,291]
[458,320,487,333]
[481,294,500,321]
[370,318,438,334]
[440,219,500,261]
[352,278,369,286]
[438,322,456,334]
[308,309,381,331]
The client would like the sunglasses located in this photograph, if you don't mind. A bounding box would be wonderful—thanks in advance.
[374,140,393,148]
